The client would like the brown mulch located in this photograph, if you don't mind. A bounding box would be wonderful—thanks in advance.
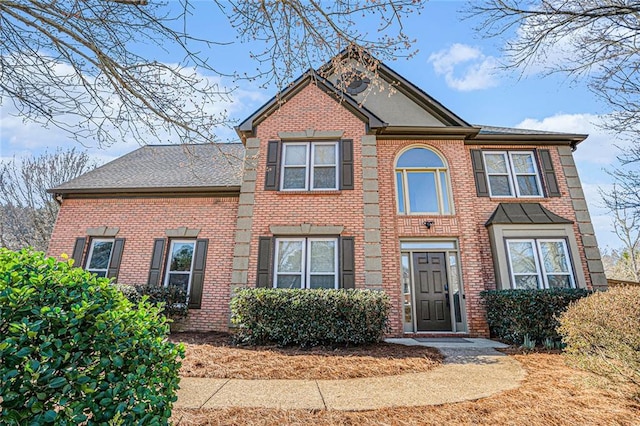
[169,332,443,380]
[171,353,640,426]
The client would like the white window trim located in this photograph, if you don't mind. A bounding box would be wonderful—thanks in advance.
[273,237,338,289]
[396,167,451,215]
[506,238,575,289]
[280,141,338,191]
[164,240,196,295]
[86,238,114,277]
[484,151,543,198]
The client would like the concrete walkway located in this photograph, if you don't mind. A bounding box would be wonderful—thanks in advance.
[175,338,524,411]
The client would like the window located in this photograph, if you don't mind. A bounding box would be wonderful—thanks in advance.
[86,239,114,277]
[506,239,575,289]
[395,147,451,214]
[164,240,196,293]
[281,142,338,190]
[483,151,543,197]
[274,238,338,289]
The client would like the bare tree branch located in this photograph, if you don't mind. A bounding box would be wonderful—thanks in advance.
[0,149,97,251]
[1,0,422,148]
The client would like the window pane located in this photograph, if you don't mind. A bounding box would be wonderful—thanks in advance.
[401,254,412,327]
[168,273,189,292]
[314,144,336,165]
[284,145,307,165]
[276,275,302,288]
[170,243,194,272]
[511,153,535,174]
[547,275,571,289]
[277,240,303,273]
[516,175,541,196]
[88,241,113,269]
[397,148,444,168]
[488,175,512,196]
[540,241,569,273]
[484,153,508,173]
[407,172,438,212]
[440,171,450,213]
[396,172,405,213]
[313,166,336,189]
[508,241,537,274]
[310,240,335,273]
[309,275,335,289]
[514,275,540,289]
[93,270,107,278]
[283,167,306,189]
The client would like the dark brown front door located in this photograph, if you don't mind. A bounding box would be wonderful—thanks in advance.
[413,252,451,331]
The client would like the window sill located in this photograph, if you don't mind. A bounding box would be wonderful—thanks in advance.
[277,190,342,195]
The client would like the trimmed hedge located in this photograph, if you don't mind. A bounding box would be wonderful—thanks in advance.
[0,249,184,425]
[481,288,592,344]
[230,288,390,347]
[559,286,640,399]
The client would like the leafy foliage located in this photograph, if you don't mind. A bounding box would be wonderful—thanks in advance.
[481,289,592,344]
[558,286,640,399]
[135,284,189,321]
[230,288,390,347]
[0,248,184,425]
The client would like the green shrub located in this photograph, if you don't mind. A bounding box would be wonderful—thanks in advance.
[112,283,141,303]
[558,286,640,398]
[0,248,184,425]
[230,288,390,347]
[135,284,189,321]
[481,288,592,344]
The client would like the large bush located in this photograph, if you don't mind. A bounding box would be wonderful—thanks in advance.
[558,286,640,399]
[481,288,592,344]
[0,249,184,425]
[230,288,390,347]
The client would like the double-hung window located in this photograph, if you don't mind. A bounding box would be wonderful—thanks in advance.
[483,151,543,197]
[86,238,114,277]
[506,238,575,289]
[164,240,196,293]
[281,142,338,190]
[274,237,338,289]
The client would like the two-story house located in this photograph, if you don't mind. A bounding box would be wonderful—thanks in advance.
[48,51,606,337]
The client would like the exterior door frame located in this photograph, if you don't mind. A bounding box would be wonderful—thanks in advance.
[400,239,467,333]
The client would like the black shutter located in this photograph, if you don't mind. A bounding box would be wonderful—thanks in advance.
[147,238,166,286]
[340,139,354,190]
[264,140,280,190]
[106,238,125,282]
[71,237,86,267]
[470,150,489,197]
[256,236,273,288]
[188,239,208,309]
[538,149,561,197]
[340,237,355,289]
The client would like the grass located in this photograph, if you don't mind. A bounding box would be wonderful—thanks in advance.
[170,332,442,380]
[170,346,640,425]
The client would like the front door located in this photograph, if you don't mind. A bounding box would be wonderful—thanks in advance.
[413,252,451,331]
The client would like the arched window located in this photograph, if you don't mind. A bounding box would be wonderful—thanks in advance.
[395,147,452,214]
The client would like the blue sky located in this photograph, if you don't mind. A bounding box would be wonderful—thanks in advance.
[0,0,625,249]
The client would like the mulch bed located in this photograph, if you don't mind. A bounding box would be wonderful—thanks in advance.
[171,353,640,425]
[169,332,443,380]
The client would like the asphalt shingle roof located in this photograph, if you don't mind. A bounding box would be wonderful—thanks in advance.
[51,143,245,194]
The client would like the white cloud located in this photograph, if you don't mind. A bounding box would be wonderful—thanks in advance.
[516,113,627,166]
[428,44,500,91]
[1,55,267,165]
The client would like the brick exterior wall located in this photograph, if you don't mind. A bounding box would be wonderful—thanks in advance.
[48,196,238,331]
[47,80,602,338]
